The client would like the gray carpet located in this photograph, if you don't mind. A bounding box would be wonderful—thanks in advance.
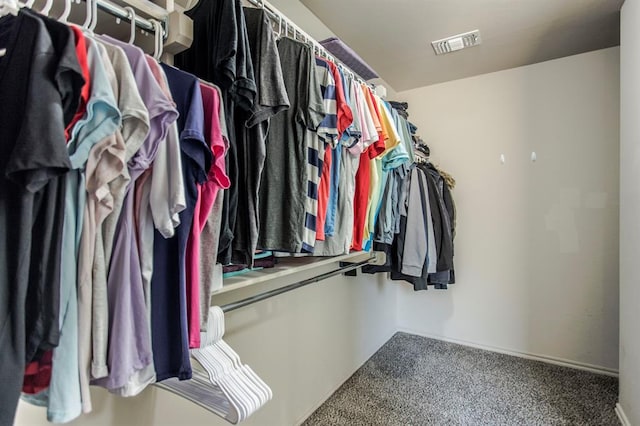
[303,333,619,426]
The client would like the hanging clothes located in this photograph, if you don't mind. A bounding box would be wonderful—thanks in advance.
[151,64,210,382]
[22,31,122,423]
[0,10,83,425]
[257,37,325,252]
[93,36,178,396]
[197,85,230,332]
[176,0,257,266]
[231,7,289,265]
[0,2,461,424]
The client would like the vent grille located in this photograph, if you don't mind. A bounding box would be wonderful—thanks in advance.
[432,30,481,55]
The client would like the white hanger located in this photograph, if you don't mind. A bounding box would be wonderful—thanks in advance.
[0,0,19,17]
[276,16,282,38]
[81,0,92,29]
[40,0,53,16]
[58,0,71,22]
[124,6,136,44]
[152,19,163,60]
[173,306,272,423]
[88,0,98,31]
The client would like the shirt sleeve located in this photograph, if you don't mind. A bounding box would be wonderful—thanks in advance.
[304,48,326,132]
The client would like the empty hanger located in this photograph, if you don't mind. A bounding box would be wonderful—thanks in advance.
[161,305,273,424]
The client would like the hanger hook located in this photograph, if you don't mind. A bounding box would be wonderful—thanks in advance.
[40,0,53,15]
[153,20,164,60]
[89,0,98,31]
[59,0,71,22]
[124,6,136,44]
[82,0,92,28]
[277,16,282,38]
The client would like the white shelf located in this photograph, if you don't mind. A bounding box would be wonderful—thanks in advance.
[213,251,377,296]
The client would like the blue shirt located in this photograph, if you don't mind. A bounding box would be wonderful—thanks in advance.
[152,64,210,382]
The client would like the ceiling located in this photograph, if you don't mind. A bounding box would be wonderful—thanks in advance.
[296,0,623,92]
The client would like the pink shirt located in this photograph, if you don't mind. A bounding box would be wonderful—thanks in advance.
[185,83,229,348]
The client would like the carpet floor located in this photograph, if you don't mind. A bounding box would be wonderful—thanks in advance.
[303,332,619,426]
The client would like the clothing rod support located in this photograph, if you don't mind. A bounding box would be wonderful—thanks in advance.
[220,257,374,313]
[92,0,164,35]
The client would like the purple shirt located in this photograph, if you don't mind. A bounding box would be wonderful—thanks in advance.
[93,35,178,391]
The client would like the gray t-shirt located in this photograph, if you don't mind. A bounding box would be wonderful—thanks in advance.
[257,38,324,252]
[232,8,289,265]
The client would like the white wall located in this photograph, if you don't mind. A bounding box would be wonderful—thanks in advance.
[15,274,396,426]
[619,0,640,423]
[396,48,620,372]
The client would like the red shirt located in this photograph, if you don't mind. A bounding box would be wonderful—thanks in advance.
[65,26,91,142]
[316,60,354,241]
[185,83,229,348]
[325,60,353,137]
[352,87,386,250]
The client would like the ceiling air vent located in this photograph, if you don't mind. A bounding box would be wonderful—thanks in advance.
[431,30,481,55]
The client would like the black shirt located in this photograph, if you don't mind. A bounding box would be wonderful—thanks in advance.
[175,0,257,265]
[0,11,76,425]
[21,10,84,363]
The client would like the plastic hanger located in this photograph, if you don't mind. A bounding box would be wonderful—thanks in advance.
[151,19,163,60]
[230,369,259,418]
[276,15,282,39]
[88,0,98,31]
[0,0,19,16]
[81,0,92,29]
[211,308,266,413]
[124,6,136,44]
[40,0,53,16]
[219,374,249,421]
[195,312,252,420]
[172,306,272,423]
[58,0,71,22]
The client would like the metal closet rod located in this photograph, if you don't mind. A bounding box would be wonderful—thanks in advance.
[91,0,162,34]
[245,0,371,86]
[220,257,375,313]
